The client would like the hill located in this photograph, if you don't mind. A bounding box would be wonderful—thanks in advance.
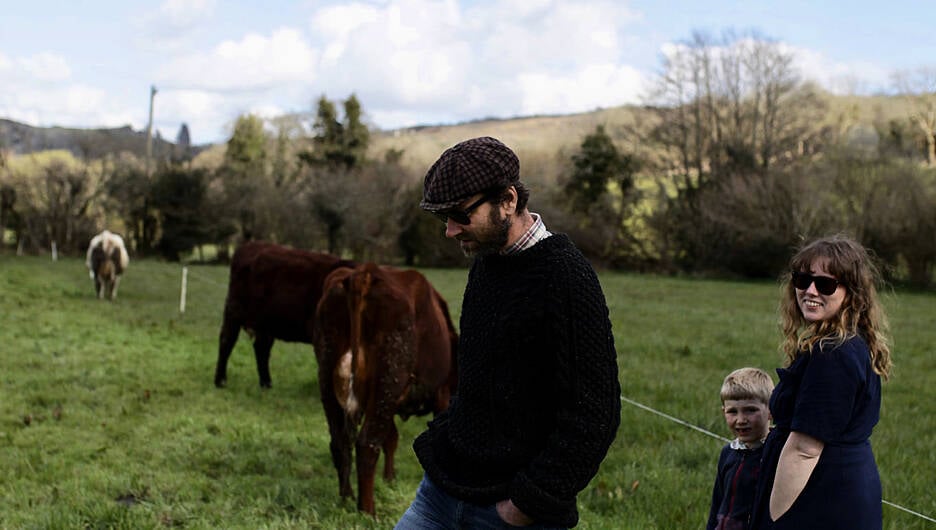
[369,92,916,179]
[3,91,915,174]
[0,118,202,161]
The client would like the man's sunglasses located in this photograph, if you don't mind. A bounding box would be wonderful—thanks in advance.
[791,271,842,295]
[432,194,490,225]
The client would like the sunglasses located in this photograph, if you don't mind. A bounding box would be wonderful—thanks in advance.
[432,194,490,225]
[791,271,842,295]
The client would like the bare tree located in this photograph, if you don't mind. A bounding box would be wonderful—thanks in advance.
[649,30,826,180]
[892,67,936,165]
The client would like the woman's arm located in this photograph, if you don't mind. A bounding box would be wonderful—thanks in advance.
[769,431,824,520]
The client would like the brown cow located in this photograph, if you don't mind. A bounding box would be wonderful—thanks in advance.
[313,262,458,515]
[214,241,354,388]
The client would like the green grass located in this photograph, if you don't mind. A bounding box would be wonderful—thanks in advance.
[0,254,933,529]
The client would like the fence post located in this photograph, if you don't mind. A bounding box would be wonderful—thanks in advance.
[180,266,188,313]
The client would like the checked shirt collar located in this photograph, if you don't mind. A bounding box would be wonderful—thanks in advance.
[502,212,552,255]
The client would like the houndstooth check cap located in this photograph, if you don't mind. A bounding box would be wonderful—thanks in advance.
[420,136,520,211]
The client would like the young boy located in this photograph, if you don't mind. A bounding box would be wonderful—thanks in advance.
[706,367,774,530]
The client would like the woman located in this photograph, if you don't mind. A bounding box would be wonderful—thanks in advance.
[751,235,892,529]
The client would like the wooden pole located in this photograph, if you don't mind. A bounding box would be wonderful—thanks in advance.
[145,85,158,175]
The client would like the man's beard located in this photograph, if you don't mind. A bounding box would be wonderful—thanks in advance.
[459,209,511,257]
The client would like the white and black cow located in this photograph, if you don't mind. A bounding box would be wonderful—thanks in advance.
[86,230,130,300]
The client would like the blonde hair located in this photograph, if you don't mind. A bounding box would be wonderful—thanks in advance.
[720,367,775,405]
[779,235,892,379]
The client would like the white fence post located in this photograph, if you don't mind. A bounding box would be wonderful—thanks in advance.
[51,241,58,261]
[179,266,188,313]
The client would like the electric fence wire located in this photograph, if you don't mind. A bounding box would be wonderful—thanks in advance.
[619,395,936,524]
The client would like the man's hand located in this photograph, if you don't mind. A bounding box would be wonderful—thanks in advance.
[496,499,534,526]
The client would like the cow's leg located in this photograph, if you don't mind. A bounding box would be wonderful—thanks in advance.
[94,276,104,299]
[253,333,275,388]
[318,356,355,500]
[357,376,402,514]
[356,420,382,515]
[381,420,399,482]
[214,311,240,387]
[110,276,121,300]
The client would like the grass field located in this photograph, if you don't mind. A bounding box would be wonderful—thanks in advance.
[1,254,933,529]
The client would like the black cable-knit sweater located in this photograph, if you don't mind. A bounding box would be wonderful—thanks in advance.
[413,234,621,527]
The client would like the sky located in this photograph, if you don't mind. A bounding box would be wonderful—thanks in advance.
[1,0,934,146]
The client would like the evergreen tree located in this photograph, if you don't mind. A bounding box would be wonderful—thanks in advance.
[150,167,210,261]
[174,123,192,164]
[221,114,269,241]
[567,125,624,208]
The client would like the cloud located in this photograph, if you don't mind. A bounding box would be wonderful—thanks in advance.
[0,82,135,129]
[516,63,647,116]
[0,50,138,129]
[157,0,217,29]
[135,0,219,52]
[790,45,891,94]
[305,0,646,129]
[0,51,71,83]
[155,27,319,91]
[18,52,72,82]
[7,0,905,145]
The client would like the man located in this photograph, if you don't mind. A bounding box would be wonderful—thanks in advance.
[395,136,621,529]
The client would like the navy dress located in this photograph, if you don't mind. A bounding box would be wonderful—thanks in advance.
[751,335,882,530]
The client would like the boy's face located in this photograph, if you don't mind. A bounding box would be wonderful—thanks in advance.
[722,399,770,444]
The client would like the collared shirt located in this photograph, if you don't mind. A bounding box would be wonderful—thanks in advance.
[729,437,765,451]
[502,212,552,255]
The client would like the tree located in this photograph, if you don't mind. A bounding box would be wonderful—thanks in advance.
[173,123,192,165]
[647,29,828,275]
[342,94,370,169]
[562,125,642,266]
[0,184,17,249]
[102,159,158,254]
[566,125,623,209]
[9,155,99,253]
[297,94,374,254]
[649,30,826,182]
[220,114,269,242]
[300,93,370,170]
[150,167,211,261]
[892,67,936,166]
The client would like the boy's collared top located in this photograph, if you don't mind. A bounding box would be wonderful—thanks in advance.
[730,438,765,451]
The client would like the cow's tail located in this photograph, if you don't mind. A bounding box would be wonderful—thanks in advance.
[346,269,374,420]
[86,232,103,277]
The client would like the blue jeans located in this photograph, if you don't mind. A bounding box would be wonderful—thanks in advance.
[394,475,567,530]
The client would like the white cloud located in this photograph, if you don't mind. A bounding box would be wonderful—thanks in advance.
[0,51,72,83]
[517,63,647,116]
[303,0,647,129]
[156,27,318,91]
[158,0,217,29]
[1,82,135,129]
[134,0,219,52]
[790,46,891,94]
[19,52,71,81]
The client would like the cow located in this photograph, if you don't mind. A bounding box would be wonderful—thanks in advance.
[313,262,458,515]
[86,230,130,301]
[214,241,354,389]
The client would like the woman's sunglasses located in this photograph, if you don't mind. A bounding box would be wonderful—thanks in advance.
[791,271,842,295]
[432,195,490,225]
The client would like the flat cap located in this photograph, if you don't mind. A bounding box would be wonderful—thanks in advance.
[420,136,520,211]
